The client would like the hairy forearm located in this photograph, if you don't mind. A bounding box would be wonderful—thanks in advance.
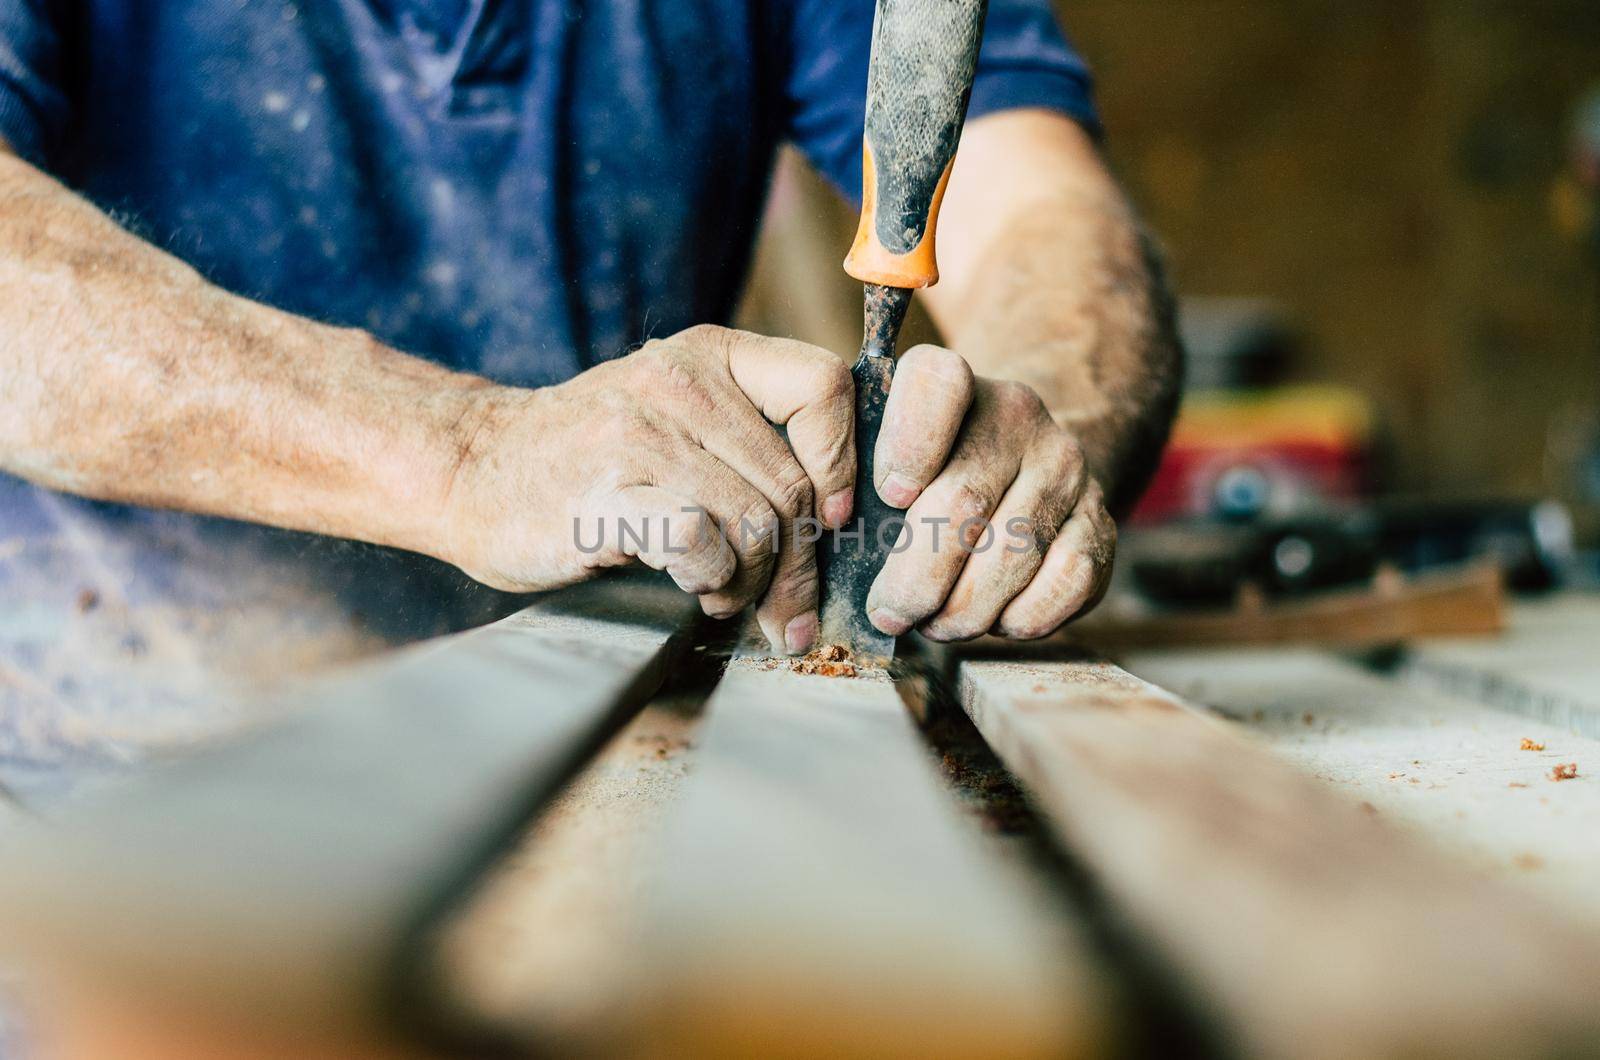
[927,111,1183,516]
[0,151,493,553]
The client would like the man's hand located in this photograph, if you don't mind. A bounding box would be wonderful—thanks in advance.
[0,147,859,655]
[442,325,856,655]
[864,346,1115,641]
[865,110,1181,641]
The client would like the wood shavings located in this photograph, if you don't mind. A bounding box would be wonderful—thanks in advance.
[790,644,858,679]
[1520,738,1545,751]
[1549,763,1579,782]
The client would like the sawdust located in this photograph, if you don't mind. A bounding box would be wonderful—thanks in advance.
[1549,763,1579,782]
[790,644,860,678]
[1520,738,1545,751]
[438,695,700,1035]
[929,719,1037,835]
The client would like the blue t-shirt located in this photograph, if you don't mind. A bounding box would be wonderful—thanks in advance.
[0,0,1096,385]
[0,1,1097,789]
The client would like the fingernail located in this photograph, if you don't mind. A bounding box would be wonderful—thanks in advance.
[784,612,818,655]
[701,597,741,621]
[822,489,853,528]
[868,606,913,636]
[880,473,919,508]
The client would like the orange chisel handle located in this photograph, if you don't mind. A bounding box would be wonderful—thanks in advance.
[844,0,990,291]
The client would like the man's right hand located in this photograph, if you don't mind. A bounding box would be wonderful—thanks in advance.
[0,155,853,656]
[441,325,857,655]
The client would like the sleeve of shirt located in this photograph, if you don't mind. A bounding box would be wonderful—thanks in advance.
[780,0,1100,204]
[0,0,69,165]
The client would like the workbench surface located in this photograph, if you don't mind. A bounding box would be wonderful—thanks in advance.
[4,589,1599,1058]
[440,591,1600,1055]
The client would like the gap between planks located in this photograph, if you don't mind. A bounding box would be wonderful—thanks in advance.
[624,656,1114,1060]
[0,575,698,1048]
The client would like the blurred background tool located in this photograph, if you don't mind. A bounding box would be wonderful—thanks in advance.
[1126,501,1571,610]
[817,0,989,658]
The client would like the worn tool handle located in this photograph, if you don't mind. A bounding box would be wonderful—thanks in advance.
[844,0,989,290]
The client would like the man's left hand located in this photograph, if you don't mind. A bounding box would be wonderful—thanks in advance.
[864,345,1116,641]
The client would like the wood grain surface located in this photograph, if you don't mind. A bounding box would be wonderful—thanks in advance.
[958,651,1600,1059]
[1394,593,1600,739]
[628,657,1113,1060]
[0,575,698,1046]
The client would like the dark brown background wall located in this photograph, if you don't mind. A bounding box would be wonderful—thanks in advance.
[739,0,1600,500]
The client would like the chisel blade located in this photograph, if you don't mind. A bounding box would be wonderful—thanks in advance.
[816,284,912,660]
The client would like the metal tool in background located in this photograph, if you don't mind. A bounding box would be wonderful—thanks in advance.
[1127,500,1574,608]
[817,0,990,658]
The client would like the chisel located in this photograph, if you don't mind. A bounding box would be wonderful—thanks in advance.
[817,0,990,658]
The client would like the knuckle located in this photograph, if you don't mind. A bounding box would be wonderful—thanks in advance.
[1027,516,1062,552]
[1049,434,1086,480]
[661,350,707,399]
[664,511,709,556]
[770,465,815,520]
[633,336,670,362]
[761,563,816,613]
[732,497,780,555]
[994,379,1047,419]
[677,322,729,351]
[607,404,651,445]
[943,480,996,525]
[808,355,854,402]
[1056,554,1098,604]
[1092,517,1119,566]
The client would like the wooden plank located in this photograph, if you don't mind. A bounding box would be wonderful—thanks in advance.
[1394,593,1600,738]
[993,562,1505,654]
[0,574,697,1046]
[957,652,1600,1059]
[629,657,1111,1060]
[1126,647,1600,928]
[432,684,707,1052]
